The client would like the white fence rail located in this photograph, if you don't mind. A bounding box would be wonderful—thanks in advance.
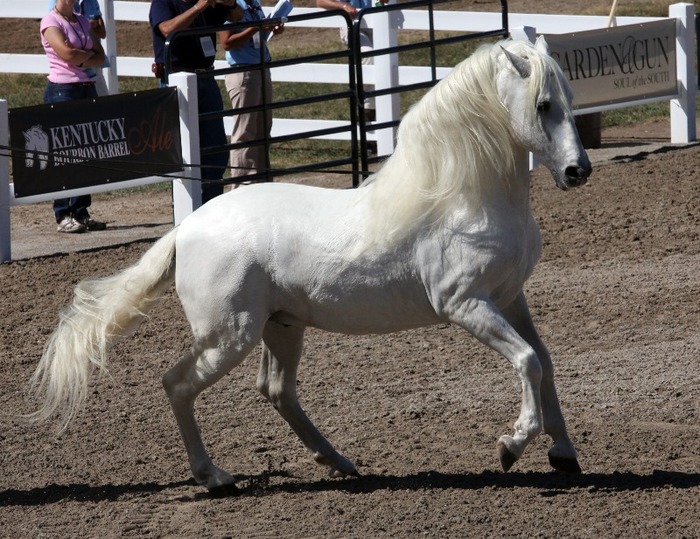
[2,1,695,144]
[0,1,697,262]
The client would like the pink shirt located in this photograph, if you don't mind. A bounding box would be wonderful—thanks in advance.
[40,10,94,84]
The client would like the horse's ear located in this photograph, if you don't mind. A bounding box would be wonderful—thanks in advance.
[535,36,550,56]
[501,46,531,79]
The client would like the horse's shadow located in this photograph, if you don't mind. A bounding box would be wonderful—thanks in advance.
[243,469,700,499]
[3,470,699,506]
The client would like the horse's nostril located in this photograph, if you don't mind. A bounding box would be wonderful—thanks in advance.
[565,165,591,184]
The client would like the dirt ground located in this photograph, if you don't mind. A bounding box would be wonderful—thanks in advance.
[2,125,700,538]
[2,2,700,538]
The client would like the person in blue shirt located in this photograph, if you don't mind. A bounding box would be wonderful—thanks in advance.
[218,0,284,179]
[316,0,388,122]
[149,0,237,203]
[48,0,109,95]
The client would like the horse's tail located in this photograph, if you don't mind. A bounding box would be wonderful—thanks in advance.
[28,227,179,431]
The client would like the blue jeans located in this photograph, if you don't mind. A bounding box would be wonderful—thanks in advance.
[44,82,99,222]
[162,76,228,203]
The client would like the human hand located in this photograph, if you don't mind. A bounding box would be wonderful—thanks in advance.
[261,21,284,34]
[340,3,358,17]
[194,0,216,11]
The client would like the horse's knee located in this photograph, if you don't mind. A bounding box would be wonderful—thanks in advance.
[515,350,543,384]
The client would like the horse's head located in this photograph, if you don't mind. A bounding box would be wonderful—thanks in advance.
[496,38,592,190]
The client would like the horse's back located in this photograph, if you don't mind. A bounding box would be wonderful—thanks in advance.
[177,182,364,259]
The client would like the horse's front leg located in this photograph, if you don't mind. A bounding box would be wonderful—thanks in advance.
[451,297,545,471]
[503,293,581,473]
[258,321,359,478]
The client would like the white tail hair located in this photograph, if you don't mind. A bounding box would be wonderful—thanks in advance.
[28,228,179,431]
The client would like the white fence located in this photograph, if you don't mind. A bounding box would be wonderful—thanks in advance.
[0,1,697,262]
[2,1,696,142]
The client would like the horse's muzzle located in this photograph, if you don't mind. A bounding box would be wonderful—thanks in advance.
[557,162,592,190]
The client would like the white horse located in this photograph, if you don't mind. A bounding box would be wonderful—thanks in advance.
[30,38,591,492]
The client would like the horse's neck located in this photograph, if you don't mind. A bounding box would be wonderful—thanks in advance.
[478,146,533,219]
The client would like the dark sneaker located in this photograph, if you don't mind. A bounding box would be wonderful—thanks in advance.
[56,216,86,233]
[78,217,107,231]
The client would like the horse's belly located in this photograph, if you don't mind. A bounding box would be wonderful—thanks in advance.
[272,279,442,335]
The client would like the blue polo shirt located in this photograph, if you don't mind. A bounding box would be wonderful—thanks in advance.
[224,0,271,66]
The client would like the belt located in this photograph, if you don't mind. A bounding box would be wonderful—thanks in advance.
[174,66,215,74]
[49,81,95,86]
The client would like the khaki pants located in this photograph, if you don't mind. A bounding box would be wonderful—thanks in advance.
[225,67,273,178]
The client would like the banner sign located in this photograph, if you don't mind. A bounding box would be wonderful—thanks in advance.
[545,19,677,110]
[9,87,183,198]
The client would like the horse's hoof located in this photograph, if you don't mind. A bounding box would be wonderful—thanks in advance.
[548,454,582,473]
[328,465,360,478]
[497,440,518,472]
[206,483,240,498]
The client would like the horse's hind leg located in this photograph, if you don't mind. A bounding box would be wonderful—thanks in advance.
[163,334,260,491]
[503,293,580,473]
[258,321,358,477]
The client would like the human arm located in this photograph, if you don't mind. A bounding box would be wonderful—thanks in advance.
[156,0,221,38]
[218,4,283,51]
[218,24,283,50]
[89,16,106,40]
[316,0,357,17]
[42,25,105,68]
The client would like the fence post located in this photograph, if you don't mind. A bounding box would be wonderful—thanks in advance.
[510,25,536,42]
[171,72,202,225]
[0,99,11,262]
[372,8,400,155]
[102,0,119,94]
[669,2,697,143]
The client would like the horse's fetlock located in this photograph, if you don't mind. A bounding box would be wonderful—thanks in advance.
[312,451,331,466]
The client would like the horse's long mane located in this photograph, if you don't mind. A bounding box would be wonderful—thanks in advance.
[357,39,567,250]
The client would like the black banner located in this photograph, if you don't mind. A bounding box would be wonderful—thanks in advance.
[9,87,183,198]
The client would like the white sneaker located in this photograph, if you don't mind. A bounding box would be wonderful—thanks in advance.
[56,216,86,233]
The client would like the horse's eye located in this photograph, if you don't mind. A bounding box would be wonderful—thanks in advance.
[537,101,551,112]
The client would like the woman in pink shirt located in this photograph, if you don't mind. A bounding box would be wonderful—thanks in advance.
[41,0,107,233]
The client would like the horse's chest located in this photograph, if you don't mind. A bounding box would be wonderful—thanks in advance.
[491,221,542,296]
[421,218,542,311]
